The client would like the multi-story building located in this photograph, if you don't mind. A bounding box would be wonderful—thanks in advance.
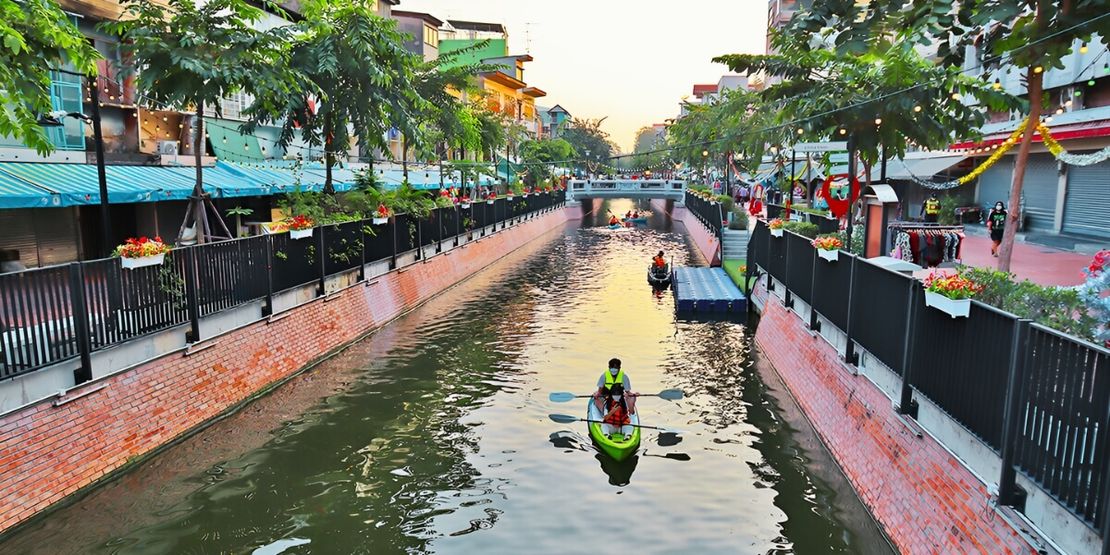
[539,105,572,138]
[392,10,443,63]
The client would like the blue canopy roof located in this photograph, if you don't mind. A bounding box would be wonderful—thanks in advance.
[0,169,60,208]
[0,162,202,207]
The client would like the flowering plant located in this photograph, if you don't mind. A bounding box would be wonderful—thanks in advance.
[376,203,393,218]
[487,192,497,200]
[768,218,785,230]
[286,215,314,231]
[923,271,983,300]
[1078,250,1109,346]
[114,236,171,259]
[812,235,843,251]
[460,195,471,204]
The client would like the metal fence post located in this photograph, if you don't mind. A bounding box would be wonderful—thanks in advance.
[416,218,423,260]
[998,318,1031,508]
[808,247,820,331]
[783,233,793,309]
[898,280,920,416]
[316,226,326,296]
[183,248,201,343]
[358,220,367,281]
[843,255,858,365]
[391,217,398,269]
[67,263,93,384]
[263,237,274,317]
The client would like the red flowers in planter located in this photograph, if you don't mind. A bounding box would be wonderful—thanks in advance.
[287,215,314,231]
[376,203,392,218]
[114,236,171,258]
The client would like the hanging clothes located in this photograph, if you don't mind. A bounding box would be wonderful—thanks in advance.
[888,226,964,267]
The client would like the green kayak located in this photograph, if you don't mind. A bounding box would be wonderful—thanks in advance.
[587,399,641,462]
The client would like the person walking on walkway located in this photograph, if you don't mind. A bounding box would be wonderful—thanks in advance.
[921,193,941,223]
[988,201,1007,257]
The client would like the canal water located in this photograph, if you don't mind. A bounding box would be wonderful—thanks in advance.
[2,200,885,554]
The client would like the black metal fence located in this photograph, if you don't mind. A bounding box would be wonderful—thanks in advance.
[0,191,564,382]
[749,220,1110,535]
[684,192,723,236]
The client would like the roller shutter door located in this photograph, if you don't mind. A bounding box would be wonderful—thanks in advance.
[1062,159,1110,239]
[977,158,1013,210]
[0,210,39,269]
[31,208,79,266]
[1022,154,1059,232]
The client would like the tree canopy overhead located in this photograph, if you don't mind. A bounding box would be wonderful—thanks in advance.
[1,0,99,155]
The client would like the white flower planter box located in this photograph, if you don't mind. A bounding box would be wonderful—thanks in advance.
[372,217,389,225]
[770,228,783,238]
[487,200,495,205]
[120,253,165,270]
[461,203,471,209]
[818,248,839,262]
[924,291,971,318]
[290,228,314,240]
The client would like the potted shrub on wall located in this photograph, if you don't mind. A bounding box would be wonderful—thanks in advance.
[487,192,497,205]
[768,218,785,238]
[115,236,172,269]
[923,271,982,318]
[287,215,315,239]
[373,203,392,225]
[812,234,843,262]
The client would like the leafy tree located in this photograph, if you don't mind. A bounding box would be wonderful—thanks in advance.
[561,117,618,174]
[519,138,575,187]
[250,0,425,195]
[105,0,301,242]
[1,0,99,155]
[778,1,1110,271]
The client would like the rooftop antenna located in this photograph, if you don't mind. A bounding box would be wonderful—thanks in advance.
[524,22,538,53]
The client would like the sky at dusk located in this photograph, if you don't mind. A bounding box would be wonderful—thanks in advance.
[401,0,768,152]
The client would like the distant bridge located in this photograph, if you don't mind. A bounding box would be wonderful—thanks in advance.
[565,179,686,204]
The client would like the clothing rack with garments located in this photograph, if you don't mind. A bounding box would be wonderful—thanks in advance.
[887,222,965,268]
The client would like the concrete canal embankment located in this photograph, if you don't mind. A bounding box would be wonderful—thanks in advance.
[0,206,570,536]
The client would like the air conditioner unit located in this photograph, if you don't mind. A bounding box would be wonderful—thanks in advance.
[157,141,179,155]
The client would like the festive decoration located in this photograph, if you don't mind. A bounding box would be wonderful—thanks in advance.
[821,174,860,218]
[1039,125,1110,167]
[911,118,1029,190]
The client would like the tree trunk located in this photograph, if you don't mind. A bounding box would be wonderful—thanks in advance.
[998,68,1043,272]
[323,115,335,195]
[402,135,409,182]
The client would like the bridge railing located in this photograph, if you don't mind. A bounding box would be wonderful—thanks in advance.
[565,179,685,200]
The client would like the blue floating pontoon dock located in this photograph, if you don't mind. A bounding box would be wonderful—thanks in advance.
[672,267,747,313]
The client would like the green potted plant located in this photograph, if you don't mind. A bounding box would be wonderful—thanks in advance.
[225,206,254,237]
[923,271,983,318]
[812,234,843,262]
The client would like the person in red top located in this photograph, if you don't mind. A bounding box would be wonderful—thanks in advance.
[652,251,666,268]
[609,215,620,226]
[601,383,634,437]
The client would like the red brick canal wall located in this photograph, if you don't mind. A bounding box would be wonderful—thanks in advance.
[752,284,1036,554]
[0,208,569,535]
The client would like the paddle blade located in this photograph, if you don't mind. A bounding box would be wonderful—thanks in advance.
[548,392,576,403]
[657,389,685,401]
[549,413,580,424]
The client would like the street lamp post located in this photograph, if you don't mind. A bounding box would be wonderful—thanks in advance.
[39,75,111,256]
[701,149,709,184]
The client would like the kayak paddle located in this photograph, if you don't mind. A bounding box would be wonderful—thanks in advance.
[548,389,684,403]
[548,413,684,434]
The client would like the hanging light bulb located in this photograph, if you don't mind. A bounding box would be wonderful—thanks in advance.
[1074,90,1082,97]
[162,116,168,122]
[1080,43,1089,54]
[1089,79,1097,86]
[261,146,267,153]
[1033,66,1043,74]
[913,105,922,113]
[1045,116,1054,123]
[1056,107,1065,114]
[951,92,962,100]
[222,137,228,143]
[838,128,847,135]
[1065,99,1073,107]
[796,128,804,135]
[874,117,883,125]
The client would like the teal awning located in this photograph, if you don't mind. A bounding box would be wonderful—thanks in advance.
[0,169,60,208]
[0,162,202,206]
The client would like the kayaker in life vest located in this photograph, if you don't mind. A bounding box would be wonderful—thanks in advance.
[609,215,620,226]
[594,358,636,413]
[652,251,666,268]
[601,383,634,438]
[921,193,941,223]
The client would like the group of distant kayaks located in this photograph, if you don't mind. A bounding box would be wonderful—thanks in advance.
[607,211,651,229]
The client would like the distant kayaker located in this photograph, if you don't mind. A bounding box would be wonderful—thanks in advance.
[609,215,620,226]
[601,383,634,438]
[652,251,666,268]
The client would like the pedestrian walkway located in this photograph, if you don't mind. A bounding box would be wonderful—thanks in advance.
[919,234,1095,287]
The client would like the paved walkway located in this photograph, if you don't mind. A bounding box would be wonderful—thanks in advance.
[918,233,1095,287]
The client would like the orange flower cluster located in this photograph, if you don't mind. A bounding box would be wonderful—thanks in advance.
[768,218,785,230]
[923,271,983,300]
[114,236,171,259]
[811,236,843,250]
[286,215,314,231]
